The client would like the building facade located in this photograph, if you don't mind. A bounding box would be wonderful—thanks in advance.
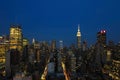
[76,25,81,49]
[9,25,23,51]
[97,30,106,47]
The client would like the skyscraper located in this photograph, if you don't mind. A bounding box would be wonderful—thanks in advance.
[51,40,56,52]
[59,40,63,50]
[106,50,112,62]
[76,24,81,49]
[23,38,29,47]
[6,49,20,77]
[97,30,106,47]
[9,25,23,51]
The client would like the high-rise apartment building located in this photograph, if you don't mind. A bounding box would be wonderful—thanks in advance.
[9,25,23,51]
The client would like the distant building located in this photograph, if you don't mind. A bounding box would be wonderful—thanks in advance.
[23,38,29,47]
[13,72,32,80]
[36,49,41,62]
[76,24,81,49]
[95,43,104,67]
[32,38,40,49]
[9,25,23,52]
[48,62,55,73]
[54,51,58,73]
[28,48,35,63]
[97,30,106,47]
[10,49,20,65]
[108,40,115,50]
[51,40,56,52]
[32,38,35,44]
[70,53,76,73]
[6,49,20,77]
[5,51,11,77]
[0,35,9,63]
[59,40,63,50]
[109,60,120,80]
[82,41,87,51]
[57,52,62,72]
[0,35,9,77]
[106,50,112,62]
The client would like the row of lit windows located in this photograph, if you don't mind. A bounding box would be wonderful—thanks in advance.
[10,28,21,33]
[10,35,22,38]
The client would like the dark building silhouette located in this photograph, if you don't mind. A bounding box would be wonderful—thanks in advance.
[6,49,20,77]
[97,30,106,47]
[51,40,56,52]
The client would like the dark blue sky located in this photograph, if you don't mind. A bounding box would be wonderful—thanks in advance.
[0,0,120,46]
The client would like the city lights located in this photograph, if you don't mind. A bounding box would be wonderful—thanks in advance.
[0,26,120,80]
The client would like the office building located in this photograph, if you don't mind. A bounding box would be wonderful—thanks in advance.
[23,38,29,47]
[76,24,81,49]
[0,35,9,77]
[97,30,106,47]
[106,50,112,62]
[0,35,9,63]
[82,41,87,51]
[51,40,56,52]
[9,25,23,52]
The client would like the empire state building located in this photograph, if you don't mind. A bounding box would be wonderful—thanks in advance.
[76,24,81,49]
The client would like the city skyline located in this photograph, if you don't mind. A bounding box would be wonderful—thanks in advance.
[0,0,120,46]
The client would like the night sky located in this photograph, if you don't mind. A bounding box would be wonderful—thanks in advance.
[0,0,120,46]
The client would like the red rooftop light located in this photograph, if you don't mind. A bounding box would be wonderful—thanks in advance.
[101,30,106,34]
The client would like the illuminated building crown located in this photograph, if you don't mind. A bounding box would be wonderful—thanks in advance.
[77,24,81,37]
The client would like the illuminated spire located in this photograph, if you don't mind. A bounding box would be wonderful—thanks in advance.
[78,24,80,32]
[32,38,35,44]
[77,24,81,37]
